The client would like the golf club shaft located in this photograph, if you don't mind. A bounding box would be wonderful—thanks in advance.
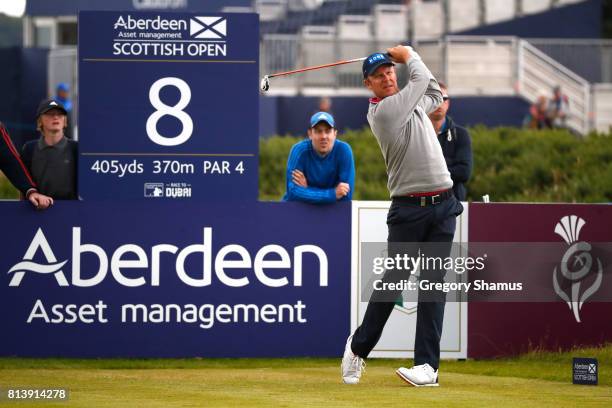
[266,57,366,79]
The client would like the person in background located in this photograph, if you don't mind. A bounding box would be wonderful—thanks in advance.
[55,83,73,138]
[55,83,73,115]
[0,121,53,209]
[283,111,354,204]
[428,82,473,201]
[21,99,78,200]
[525,92,551,129]
[548,86,569,129]
[318,96,333,113]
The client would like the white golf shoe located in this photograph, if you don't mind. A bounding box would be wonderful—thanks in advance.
[396,363,439,387]
[341,335,365,384]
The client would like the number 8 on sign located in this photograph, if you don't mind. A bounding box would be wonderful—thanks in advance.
[146,77,193,146]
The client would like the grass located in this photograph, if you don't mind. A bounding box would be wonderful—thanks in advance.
[0,345,610,407]
[0,172,20,200]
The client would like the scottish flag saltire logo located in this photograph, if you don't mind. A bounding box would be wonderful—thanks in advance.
[190,17,226,39]
[8,228,68,286]
[553,216,603,323]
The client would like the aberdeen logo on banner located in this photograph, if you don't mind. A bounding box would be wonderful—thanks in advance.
[8,228,68,286]
[552,215,603,323]
[7,227,329,289]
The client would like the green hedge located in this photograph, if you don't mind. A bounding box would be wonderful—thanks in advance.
[2,128,611,203]
[259,127,612,203]
[0,174,20,200]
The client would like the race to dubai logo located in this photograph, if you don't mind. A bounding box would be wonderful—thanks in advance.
[553,215,603,323]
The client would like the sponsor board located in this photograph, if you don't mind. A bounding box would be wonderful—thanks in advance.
[5,200,609,358]
[468,203,612,358]
[78,11,258,200]
[0,201,350,357]
[350,201,468,359]
[573,357,598,385]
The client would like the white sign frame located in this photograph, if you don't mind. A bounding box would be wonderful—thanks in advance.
[351,201,468,359]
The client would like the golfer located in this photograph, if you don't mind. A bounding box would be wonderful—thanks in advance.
[341,45,463,386]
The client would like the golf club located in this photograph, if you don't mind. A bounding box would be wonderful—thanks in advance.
[260,56,367,92]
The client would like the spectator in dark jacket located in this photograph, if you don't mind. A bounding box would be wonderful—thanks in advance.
[21,99,78,200]
[428,82,472,201]
[0,121,54,209]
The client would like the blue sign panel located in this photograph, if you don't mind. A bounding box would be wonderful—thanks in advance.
[78,11,258,200]
[0,201,350,357]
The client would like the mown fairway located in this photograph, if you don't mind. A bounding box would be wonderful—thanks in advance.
[0,345,610,407]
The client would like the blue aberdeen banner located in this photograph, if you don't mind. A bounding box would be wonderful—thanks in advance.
[0,201,350,357]
[78,11,259,200]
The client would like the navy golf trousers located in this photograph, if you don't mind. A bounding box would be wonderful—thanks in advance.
[351,195,463,370]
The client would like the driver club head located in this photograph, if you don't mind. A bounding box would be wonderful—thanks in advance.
[260,76,270,92]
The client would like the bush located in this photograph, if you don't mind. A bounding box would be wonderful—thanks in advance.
[0,173,20,200]
[468,127,612,203]
[2,128,610,203]
[259,127,612,203]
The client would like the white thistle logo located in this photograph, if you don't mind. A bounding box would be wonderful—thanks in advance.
[8,228,68,286]
[553,216,603,323]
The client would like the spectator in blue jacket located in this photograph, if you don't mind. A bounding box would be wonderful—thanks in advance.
[428,82,473,201]
[283,111,355,203]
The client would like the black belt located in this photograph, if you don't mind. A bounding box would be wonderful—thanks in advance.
[392,189,453,207]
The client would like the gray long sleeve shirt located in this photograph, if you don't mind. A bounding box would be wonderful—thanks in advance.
[367,58,452,197]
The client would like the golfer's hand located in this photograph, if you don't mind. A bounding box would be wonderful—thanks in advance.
[292,170,308,187]
[387,45,410,64]
[335,182,350,200]
[28,192,54,210]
